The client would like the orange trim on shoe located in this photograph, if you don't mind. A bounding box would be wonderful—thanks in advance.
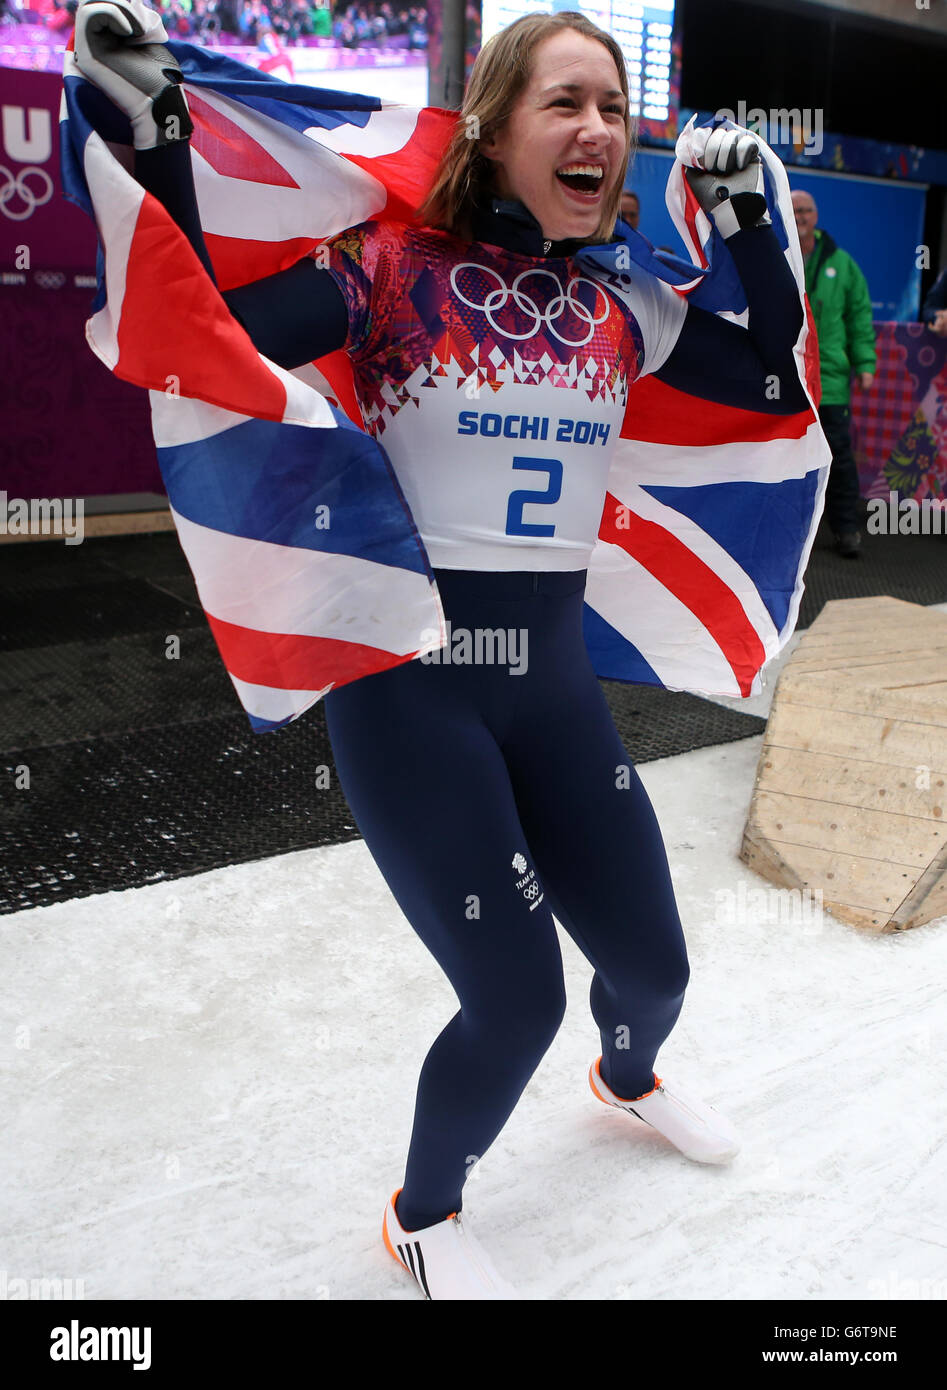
[590,1055,661,1103]
[384,1186,460,1246]
[382,1188,405,1267]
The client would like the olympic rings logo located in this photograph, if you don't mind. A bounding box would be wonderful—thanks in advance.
[0,165,54,222]
[450,262,611,347]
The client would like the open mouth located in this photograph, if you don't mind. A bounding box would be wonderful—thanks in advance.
[555,164,605,195]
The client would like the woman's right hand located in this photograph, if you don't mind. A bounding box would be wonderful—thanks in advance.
[73,0,193,150]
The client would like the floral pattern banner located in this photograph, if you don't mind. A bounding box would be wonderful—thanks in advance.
[852,324,947,502]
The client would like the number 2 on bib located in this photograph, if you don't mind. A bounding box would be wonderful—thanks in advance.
[505,456,563,538]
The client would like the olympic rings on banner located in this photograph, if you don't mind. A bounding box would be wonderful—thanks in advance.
[450,262,612,347]
[0,165,54,221]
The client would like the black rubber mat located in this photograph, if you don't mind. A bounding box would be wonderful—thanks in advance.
[5,512,944,915]
[798,518,947,627]
[0,631,235,751]
[0,578,207,652]
[601,681,764,760]
[0,712,358,915]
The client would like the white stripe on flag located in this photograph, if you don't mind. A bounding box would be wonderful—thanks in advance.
[81,129,142,371]
[586,542,743,696]
[185,87,390,240]
[170,507,444,653]
[228,672,333,725]
[615,426,831,488]
[306,104,422,158]
[608,480,780,656]
[278,357,339,427]
[289,361,348,404]
[148,356,338,445]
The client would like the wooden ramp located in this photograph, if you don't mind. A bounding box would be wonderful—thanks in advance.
[741,596,947,933]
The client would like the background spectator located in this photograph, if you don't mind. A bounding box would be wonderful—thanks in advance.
[619,189,639,230]
[792,187,876,559]
[19,0,427,44]
[921,267,947,339]
[310,2,331,36]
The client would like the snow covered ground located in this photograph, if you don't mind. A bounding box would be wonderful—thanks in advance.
[3,613,946,1302]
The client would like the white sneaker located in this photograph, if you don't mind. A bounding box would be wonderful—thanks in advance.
[588,1058,741,1164]
[382,1189,520,1299]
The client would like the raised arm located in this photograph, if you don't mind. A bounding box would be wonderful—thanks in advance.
[655,127,809,414]
[74,0,349,369]
[656,223,808,414]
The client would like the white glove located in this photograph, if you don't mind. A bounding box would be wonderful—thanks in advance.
[684,127,771,239]
[73,0,193,150]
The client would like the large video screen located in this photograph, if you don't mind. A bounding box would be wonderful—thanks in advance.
[480,1,678,127]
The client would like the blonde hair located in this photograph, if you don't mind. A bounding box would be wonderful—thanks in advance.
[416,11,637,246]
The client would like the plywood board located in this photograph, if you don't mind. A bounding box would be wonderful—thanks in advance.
[743,597,947,932]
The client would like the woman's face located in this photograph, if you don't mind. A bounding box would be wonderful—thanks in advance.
[480,29,628,243]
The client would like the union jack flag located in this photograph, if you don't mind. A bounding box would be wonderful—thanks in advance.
[60,36,829,732]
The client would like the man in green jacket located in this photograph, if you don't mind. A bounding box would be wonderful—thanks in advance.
[792,189,877,558]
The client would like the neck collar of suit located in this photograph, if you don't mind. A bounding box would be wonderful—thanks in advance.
[468,195,590,259]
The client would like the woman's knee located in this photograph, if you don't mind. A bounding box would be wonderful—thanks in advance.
[468,971,567,1057]
[607,934,690,1005]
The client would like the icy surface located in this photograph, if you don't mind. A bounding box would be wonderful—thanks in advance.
[4,705,945,1301]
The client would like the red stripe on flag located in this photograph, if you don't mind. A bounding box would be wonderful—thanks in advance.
[206,614,417,691]
[117,195,288,419]
[681,172,710,270]
[341,106,456,223]
[802,296,822,408]
[205,231,320,293]
[624,373,813,446]
[188,91,300,188]
[599,492,764,696]
[312,348,363,425]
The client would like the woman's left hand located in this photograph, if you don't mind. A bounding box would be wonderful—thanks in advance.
[683,127,770,239]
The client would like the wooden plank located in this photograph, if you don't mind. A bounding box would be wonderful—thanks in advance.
[764,699,947,769]
[781,646,947,676]
[739,835,890,931]
[852,656,947,688]
[747,838,918,915]
[774,671,947,727]
[797,600,939,629]
[818,900,894,934]
[751,745,947,821]
[744,596,947,933]
[793,620,940,647]
[0,510,174,543]
[890,840,947,931]
[888,684,947,713]
[748,789,947,866]
[790,633,947,657]
[740,831,807,890]
[802,597,918,634]
[82,512,175,538]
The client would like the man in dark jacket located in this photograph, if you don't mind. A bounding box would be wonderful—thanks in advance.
[921,267,947,336]
[792,189,877,558]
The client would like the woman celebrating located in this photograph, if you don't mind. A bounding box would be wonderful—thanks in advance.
[74,2,810,1299]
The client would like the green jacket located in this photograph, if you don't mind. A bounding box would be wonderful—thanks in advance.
[803,228,877,406]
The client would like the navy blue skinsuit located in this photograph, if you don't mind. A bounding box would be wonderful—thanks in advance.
[136,142,804,1231]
